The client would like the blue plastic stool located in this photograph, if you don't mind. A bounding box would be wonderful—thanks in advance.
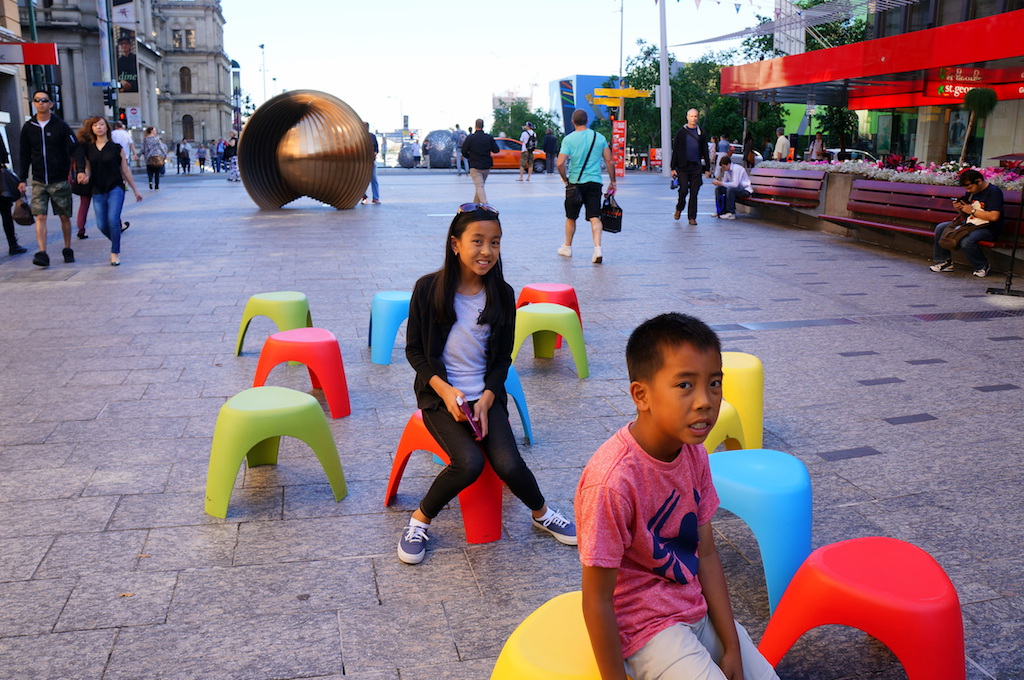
[505,365,533,445]
[369,291,412,365]
[709,448,812,613]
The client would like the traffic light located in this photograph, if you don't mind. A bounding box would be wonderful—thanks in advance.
[118,108,126,124]
[103,88,116,107]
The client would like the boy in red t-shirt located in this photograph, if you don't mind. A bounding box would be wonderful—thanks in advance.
[575,313,779,680]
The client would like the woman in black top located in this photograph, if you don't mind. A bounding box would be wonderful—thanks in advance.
[75,117,142,266]
[0,135,26,256]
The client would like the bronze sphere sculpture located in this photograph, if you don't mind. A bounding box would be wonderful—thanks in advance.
[238,90,372,210]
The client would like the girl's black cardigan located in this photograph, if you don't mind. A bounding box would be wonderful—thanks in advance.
[405,272,514,412]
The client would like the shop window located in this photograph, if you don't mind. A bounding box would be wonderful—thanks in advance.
[969,0,999,19]
[179,67,192,94]
[908,0,935,31]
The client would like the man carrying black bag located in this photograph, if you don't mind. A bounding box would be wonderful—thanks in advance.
[557,109,616,264]
[670,108,710,225]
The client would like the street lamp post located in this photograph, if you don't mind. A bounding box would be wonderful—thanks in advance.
[259,43,266,104]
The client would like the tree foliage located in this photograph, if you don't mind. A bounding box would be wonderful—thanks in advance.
[491,100,562,141]
[814,105,859,153]
[741,0,865,59]
[959,87,998,165]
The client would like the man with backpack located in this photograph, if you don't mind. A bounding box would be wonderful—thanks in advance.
[517,121,537,182]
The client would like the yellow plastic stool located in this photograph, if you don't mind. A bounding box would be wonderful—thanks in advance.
[722,351,764,449]
[704,399,747,452]
[235,291,313,356]
[205,386,347,518]
[491,591,632,680]
[512,303,589,378]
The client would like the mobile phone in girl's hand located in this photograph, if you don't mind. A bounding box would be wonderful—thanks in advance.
[456,396,483,440]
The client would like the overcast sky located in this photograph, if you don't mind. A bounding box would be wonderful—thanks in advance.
[220,0,773,134]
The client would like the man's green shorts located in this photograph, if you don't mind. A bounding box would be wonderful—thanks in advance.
[30,179,73,217]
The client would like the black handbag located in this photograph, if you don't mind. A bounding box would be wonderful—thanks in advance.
[0,168,20,200]
[600,194,622,233]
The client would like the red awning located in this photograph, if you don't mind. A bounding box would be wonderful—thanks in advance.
[720,9,1024,110]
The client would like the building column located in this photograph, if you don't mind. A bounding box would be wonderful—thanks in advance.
[914,105,949,166]
[981,100,1023,165]
[71,49,89,125]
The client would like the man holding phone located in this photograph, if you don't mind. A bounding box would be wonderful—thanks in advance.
[930,169,1004,278]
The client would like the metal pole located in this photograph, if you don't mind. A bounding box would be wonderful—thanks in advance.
[25,0,43,93]
[259,44,266,104]
[105,0,118,118]
[658,0,672,178]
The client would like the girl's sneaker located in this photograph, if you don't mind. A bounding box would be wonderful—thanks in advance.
[532,509,578,546]
[398,524,429,564]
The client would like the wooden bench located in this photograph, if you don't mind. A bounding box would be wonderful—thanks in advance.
[820,179,1022,249]
[737,168,827,208]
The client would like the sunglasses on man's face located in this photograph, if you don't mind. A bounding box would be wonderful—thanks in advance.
[457,203,499,216]
[33,98,50,104]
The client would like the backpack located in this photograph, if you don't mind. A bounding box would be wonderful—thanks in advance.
[524,131,536,152]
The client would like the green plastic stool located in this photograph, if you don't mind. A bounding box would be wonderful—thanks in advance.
[205,386,347,518]
[235,291,313,356]
[511,303,589,378]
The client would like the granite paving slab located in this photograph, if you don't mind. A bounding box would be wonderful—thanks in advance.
[0,171,1021,678]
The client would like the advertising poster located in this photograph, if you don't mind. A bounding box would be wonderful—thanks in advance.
[113,0,138,95]
[612,119,626,177]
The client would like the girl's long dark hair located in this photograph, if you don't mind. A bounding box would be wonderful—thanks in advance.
[431,208,512,327]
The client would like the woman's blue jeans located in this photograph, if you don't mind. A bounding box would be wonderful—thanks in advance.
[92,186,125,254]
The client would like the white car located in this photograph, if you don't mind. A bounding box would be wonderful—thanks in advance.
[826,148,877,162]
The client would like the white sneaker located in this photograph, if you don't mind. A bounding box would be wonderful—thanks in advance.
[592,247,603,264]
[557,244,572,258]
[720,213,736,220]
[710,213,720,218]
[973,265,991,278]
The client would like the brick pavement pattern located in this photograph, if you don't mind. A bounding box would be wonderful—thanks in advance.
[1,169,1021,679]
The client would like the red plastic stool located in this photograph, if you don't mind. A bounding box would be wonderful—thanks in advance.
[516,283,581,349]
[252,327,351,419]
[758,536,965,679]
[383,410,503,544]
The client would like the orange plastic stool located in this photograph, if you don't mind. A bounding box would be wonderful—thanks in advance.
[383,410,503,544]
[516,283,581,349]
[252,327,351,419]
[758,536,965,679]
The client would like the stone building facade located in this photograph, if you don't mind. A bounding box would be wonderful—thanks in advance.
[16,0,232,154]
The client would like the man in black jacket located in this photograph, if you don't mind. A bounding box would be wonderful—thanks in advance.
[17,90,79,267]
[669,108,711,225]
[461,118,499,204]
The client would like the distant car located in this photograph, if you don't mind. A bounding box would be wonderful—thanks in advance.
[492,137,547,173]
[827,148,877,162]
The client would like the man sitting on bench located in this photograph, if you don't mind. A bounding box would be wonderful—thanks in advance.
[930,169,1004,278]
[711,156,751,220]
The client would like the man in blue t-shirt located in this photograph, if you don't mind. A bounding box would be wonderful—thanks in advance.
[556,109,616,264]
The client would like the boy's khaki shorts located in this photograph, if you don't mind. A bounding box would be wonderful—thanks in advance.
[30,179,73,217]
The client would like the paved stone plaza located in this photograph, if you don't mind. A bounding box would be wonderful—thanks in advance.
[1,168,1021,679]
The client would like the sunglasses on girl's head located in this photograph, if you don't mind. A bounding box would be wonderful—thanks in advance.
[457,203,499,216]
